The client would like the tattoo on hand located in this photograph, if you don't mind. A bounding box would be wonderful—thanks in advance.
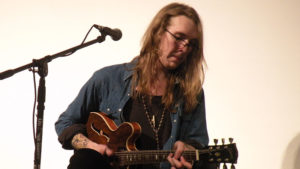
[71,134,89,149]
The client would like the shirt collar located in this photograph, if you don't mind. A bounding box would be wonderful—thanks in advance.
[122,58,137,81]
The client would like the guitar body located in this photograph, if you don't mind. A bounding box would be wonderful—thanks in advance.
[86,112,142,152]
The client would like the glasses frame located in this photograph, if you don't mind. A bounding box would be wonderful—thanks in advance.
[165,29,198,49]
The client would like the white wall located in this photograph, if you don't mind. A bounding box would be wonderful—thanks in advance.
[0,0,299,169]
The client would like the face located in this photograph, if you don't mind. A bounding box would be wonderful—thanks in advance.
[158,15,198,70]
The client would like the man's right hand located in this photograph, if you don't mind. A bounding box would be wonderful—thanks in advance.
[71,133,114,156]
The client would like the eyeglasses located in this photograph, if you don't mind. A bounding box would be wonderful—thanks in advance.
[165,29,198,49]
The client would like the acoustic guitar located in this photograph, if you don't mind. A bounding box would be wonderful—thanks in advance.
[86,112,238,167]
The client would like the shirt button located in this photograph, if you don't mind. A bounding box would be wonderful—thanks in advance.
[127,93,130,96]
[107,108,110,112]
[118,108,122,112]
[173,120,177,123]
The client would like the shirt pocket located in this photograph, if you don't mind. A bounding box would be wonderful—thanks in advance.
[98,89,124,121]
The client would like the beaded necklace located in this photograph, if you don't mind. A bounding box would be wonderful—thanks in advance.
[141,96,166,150]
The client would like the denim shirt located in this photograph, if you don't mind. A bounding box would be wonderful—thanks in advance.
[55,60,209,168]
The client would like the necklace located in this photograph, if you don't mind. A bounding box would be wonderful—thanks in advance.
[141,95,166,150]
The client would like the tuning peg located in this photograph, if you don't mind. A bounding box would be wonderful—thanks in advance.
[230,164,235,169]
[222,138,225,145]
[229,138,234,144]
[214,139,218,145]
[223,164,228,169]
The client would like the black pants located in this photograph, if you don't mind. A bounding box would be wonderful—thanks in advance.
[68,148,113,169]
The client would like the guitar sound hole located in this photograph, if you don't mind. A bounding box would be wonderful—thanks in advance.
[100,130,109,137]
[91,123,109,137]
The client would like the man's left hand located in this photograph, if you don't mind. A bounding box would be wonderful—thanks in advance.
[167,141,194,169]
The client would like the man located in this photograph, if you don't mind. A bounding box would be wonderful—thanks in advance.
[55,3,216,169]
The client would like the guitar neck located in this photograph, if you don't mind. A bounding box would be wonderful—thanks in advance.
[114,149,208,166]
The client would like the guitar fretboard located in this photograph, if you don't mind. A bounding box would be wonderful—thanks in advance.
[114,149,209,166]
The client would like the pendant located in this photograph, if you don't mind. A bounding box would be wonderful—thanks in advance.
[151,115,155,127]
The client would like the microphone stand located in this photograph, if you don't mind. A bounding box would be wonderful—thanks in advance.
[0,34,107,169]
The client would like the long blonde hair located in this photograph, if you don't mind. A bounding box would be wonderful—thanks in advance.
[131,2,206,113]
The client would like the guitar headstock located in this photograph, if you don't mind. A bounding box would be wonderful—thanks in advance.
[203,138,238,168]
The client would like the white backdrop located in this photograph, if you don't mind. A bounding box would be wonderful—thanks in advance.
[0,0,299,169]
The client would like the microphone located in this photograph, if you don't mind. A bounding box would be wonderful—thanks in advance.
[94,24,122,41]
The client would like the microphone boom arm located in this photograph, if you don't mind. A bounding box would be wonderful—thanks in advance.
[0,35,106,80]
